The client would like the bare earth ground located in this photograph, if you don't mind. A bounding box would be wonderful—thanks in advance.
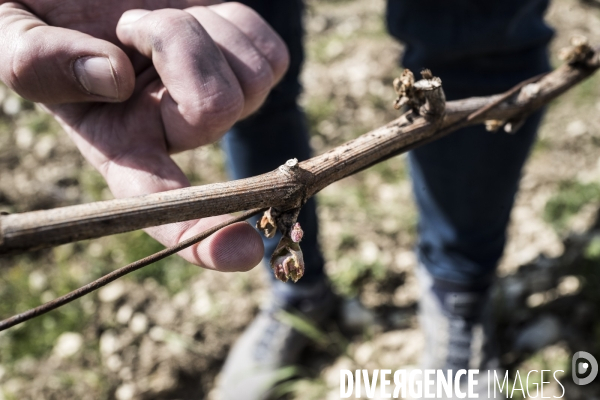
[1,0,600,399]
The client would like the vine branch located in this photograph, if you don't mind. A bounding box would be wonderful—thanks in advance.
[1,43,598,254]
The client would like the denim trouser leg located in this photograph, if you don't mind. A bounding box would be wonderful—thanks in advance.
[386,0,553,286]
[410,95,543,286]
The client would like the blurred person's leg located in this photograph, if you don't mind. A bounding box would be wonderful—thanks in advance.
[386,0,554,286]
[386,0,553,394]
[218,1,334,399]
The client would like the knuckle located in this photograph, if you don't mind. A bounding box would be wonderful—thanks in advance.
[145,9,197,38]
[242,60,274,101]
[201,90,244,134]
[141,10,209,56]
[259,33,290,80]
[222,2,250,14]
[183,88,244,141]
[5,36,38,98]
[271,39,290,77]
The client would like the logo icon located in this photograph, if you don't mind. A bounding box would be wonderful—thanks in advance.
[572,351,598,385]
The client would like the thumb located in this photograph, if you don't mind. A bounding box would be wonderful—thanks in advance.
[0,2,135,104]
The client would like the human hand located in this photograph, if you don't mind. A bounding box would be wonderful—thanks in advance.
[0,0,290,271]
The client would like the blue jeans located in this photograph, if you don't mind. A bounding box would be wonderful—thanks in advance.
[223,0,552,286]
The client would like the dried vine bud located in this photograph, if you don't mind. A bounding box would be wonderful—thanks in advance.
[290,222,303,243]
[559,35,594,64]
[270,237,305,283]
[272,247,304,283]
[393,69,416,110]
[420,69,433,80]
[484,119,504,132]
[256,208,278,238]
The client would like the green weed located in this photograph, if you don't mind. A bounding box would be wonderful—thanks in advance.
[544,180,600,231]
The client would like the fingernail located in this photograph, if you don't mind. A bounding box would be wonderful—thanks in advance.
[74,57,118,99]
[119,9,151,26]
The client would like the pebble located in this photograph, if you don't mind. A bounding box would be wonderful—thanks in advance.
[28,270,47,292]
[354,342,374,365]
[192,290,212,317]
[105,354,123,372]
[360,241,379,264]
[2,96,21,115]
[149,326,166,342]
[129,313,149,334]
[116,305,133,325]
[33,135,55,159]
[557,275,581,296]
[98,281,125,303]
[53,332,83,359]
[115,383,135,400]
[566,120,587,137]
[99,330,119,356]
[14,127,33,150]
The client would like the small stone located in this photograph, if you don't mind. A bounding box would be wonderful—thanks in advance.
[566,120,587,137]
[173,291,190,308]
[115,383,136,400]
[354,342,374,365]
[33,135,56,159]
[28,270,47,292]
[3,96,21,115]
[558,275,581,296]
[99,330,119,356]
[395,250,416,271]
[129,313,149,334]
[149,326,166,342]
[527,292,545,308]
[192,290,212,317]
[325,40,344,59]
[154,304,176,325]
[53,332,83,359]
[14,127,34,150]
[360,241,379,264]
[105,354,123,372]
[98,281,125,303]
[148,364,179,394]
[3,378,24,395]
[116,305,133,325]
[308,15,328,33]
[119,367,133,381]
